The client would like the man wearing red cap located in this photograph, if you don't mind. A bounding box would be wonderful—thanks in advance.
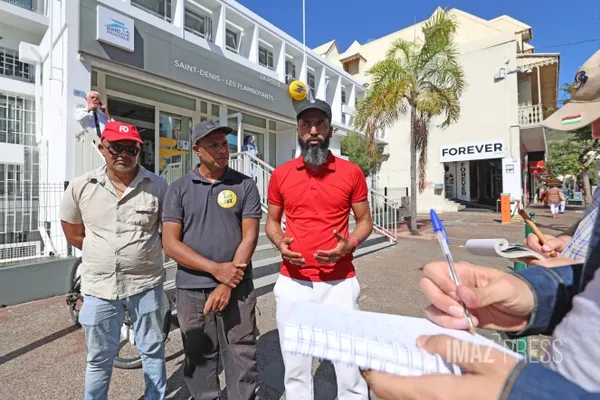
[60,121,169,399]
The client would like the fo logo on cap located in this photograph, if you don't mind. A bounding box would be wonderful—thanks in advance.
[119,125,130,133]
[288,80,307,101]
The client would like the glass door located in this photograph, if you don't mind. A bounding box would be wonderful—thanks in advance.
[158,111,193,184]
[107,96,156,172]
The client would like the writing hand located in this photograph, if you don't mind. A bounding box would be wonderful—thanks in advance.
[361,334,518,400]
[420,261,534,332]
[314,230,354,264]
[523,233,569,258]
[278,237,306,265]
[212,262,245,288]
[203,284,232,315]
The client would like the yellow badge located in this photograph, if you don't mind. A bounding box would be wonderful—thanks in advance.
[217,190,237,209]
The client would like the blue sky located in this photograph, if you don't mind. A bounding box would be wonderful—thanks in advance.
[238,0,599,91]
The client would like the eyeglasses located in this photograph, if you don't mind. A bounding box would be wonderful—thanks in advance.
[106,142,141,157]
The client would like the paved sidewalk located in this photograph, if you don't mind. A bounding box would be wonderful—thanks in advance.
[0,210,583,399]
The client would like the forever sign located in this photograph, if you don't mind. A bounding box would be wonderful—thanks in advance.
[440,139,504,163]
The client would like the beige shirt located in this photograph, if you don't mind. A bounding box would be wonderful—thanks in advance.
[60,165,168,300]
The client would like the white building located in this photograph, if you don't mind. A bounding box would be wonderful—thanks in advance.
[316,7,560,212]
[19,0,372,187]
[0,0,48,259]
[7,0,397,262]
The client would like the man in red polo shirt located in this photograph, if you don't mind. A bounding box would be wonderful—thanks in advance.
[265,98,374,399]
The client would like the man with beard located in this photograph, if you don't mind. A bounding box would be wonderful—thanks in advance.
[265,98,374,399]
[60,121,168,399]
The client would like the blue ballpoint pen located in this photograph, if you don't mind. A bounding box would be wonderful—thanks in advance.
[430,209,477,335]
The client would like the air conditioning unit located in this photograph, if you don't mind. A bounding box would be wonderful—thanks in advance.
[0,241,42,263]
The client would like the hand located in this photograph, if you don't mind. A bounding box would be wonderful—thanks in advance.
[314,230,354,264]
[523,233,570,258]
[361,334,519,400]
[420,261,534,332]
[203,284,232,315]
[87,101,98,112]
[278,237,306,265]
[212,262,245,288]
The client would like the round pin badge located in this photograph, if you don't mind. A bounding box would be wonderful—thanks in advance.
[217,190,237,208]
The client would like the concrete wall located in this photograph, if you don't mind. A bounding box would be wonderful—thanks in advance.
[0,257,79,306]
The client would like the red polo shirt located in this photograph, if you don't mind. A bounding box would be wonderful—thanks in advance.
[267,152,369,282]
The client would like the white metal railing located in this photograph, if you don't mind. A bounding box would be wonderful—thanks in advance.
[518,103,543,128]
[229,152,402,242]
[74,128,104,177]
[160,162,184,183]
[229,151,277,219]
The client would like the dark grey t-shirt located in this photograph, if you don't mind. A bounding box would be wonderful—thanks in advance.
[162,166,262,289]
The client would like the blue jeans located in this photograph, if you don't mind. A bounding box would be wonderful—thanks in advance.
[79,285,167,400]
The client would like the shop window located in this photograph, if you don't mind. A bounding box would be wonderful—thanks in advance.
[269,132,277,167]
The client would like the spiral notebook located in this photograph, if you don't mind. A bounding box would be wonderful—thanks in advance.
[280,302,523,376]
[465,238,545,261]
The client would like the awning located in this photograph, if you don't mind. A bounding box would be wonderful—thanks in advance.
[517,54,559,69]
[340,53,365,64]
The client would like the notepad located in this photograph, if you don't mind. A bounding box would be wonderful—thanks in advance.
[280,302,523,376]
[465,238,545,261]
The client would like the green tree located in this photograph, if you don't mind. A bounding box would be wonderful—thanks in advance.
[340,133,382,176]
[354,9,466,234]
[546,124,600,205]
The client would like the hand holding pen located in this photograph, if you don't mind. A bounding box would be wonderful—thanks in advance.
[422,210,535,333]
[430,209,477,334]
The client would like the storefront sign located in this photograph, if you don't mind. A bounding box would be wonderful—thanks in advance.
[96,5,134,52]
[457,161,470,201]
[440,140,504,163]
[80,0,294,118]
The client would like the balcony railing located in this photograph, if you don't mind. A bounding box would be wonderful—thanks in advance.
[518,103,543,128]
[1,0,36,11]
[0,47,35,83]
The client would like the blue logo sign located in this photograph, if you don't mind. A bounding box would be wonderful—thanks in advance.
[105,19,130,42]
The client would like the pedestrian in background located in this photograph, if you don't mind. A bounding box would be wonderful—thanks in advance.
[546,184,562,218]
[74,90,113,135]
[60,121,168,400]
[161,120,262,400]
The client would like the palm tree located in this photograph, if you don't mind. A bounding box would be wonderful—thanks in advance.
[354,9,466,234]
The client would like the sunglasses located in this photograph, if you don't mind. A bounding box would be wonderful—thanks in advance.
[106,142,141,157]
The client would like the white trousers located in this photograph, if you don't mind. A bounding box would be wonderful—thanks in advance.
[274,274,369,400]
[550,202,560,215]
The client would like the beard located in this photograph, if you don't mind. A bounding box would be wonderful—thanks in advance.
[298,135,330,167]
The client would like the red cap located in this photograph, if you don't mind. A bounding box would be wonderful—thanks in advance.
[101,121,143,144]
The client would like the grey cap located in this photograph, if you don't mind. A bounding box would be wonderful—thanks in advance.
[192,120,233,143]
[293,98,332,122]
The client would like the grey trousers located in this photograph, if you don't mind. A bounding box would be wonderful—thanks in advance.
[176,279,258,400]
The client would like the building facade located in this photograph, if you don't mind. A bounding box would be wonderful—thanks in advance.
[19,0,370,188]
[12,0,388,260]
[316,8,559,212]
[0,0,48,260]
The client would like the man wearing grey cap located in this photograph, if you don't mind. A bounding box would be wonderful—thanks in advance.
[266,98,374,399]
[161,120,262,399]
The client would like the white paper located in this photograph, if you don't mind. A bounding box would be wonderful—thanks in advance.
[466,238,544,260]
[280,302,523,377]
